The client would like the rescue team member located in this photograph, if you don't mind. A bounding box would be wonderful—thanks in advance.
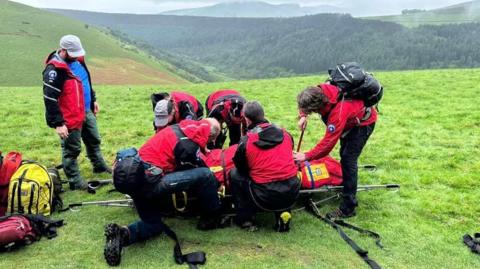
[231,101,300,232]
[205,89,246,149]
[152,91,204,132]
[104,119,223,266]
[294,85,377,219]
[42,35,111,191]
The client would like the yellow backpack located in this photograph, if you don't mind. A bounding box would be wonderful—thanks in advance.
[7,162,54,216]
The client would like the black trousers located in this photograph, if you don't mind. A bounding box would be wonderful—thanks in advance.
[339,123,375,213]
[230,168,300,223]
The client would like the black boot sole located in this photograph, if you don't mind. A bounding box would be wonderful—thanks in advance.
[104,224,122,266]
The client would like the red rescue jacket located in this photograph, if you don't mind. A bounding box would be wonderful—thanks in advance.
[171,91,203,124]
[206,89,245,125]
[303,84,377,160]
[43,52,89,129]
[139,120,211,173]
[233,122,298,184]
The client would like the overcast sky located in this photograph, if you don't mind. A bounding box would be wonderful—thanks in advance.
[11,0,469,15]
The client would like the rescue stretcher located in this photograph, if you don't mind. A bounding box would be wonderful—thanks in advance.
[65,180,400,213]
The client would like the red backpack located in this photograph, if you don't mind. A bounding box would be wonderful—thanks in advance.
[0,152,22,216]
[0,214,64,251]
[298,156,343,189]
[0,215,37,249]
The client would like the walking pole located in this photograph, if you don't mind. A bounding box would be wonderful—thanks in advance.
[297,120,307,152]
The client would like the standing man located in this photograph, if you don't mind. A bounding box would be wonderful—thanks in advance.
[42,35,111,190]
[231,101,300,232]
[205,89,246,149]
[294,84,377,219]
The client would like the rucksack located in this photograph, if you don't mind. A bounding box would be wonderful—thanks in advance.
[0,152,22,216]
[328,62,383,107]
[113,148,145,196]
[0,214,64,251]
[7,162,56,216]
[0,215,36,250]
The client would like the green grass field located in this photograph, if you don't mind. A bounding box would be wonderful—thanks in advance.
[0,69,479,268]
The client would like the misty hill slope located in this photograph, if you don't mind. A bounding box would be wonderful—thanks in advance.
[368,0,480,27]
[161,1,345,18]
[51,9,480,80]
[0,0,191,86]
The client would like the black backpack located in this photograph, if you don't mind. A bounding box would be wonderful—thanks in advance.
[328,62,383,107]
[113,148,145,195]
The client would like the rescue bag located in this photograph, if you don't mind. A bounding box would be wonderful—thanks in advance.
[202,145,238,188]
[0,152,23,216]
[7,162,54,216]
[328,62,383,107]
[298,156,343,189]
[0,214,64,251]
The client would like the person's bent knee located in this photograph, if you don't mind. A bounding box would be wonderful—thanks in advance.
[194,167,217,184]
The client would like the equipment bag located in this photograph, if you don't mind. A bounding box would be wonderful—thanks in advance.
[0,215,36,250]
[7,162,54,216]
[298,156,343,189]
[328,62,384,107]
[113,148,145,196]
[0,214,64,251]
[0,152,22,216]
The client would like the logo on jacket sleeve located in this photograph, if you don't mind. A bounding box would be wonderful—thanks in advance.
[327,124,336,133]
[48,70,57,82]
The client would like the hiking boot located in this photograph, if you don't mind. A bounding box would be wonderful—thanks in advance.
[69,180,88,191]
[274,211,291,233]
[94,166,112,174]
[197,215,229,231]
[235,220,258,232]
[104,223,129,266]
[326,208,356,220]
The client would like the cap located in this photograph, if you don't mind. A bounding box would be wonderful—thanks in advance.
[60,35,85,58]
[154,100,171,127]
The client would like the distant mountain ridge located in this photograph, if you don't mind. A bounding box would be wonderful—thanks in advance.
[161,1,346,18]
[368,0,480,27]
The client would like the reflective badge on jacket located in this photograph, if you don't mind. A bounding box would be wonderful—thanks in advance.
[327,124,336,133]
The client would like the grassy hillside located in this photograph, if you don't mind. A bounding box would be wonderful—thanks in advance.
[0,0,189,86]
[0,69,479,268]
[368,0,480,27]
[50,9,480,80]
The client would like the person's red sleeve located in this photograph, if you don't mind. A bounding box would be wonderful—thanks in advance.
[304,104,350,160]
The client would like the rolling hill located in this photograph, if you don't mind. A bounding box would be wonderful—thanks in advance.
[48,9,480,80]
[0,0,193,86]
[161,1,346,18]
[368,0,480,27]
